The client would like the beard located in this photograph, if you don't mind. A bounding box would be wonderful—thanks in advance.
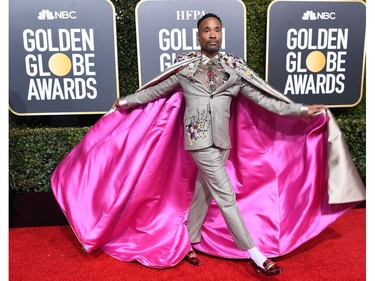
[201,41,221,55]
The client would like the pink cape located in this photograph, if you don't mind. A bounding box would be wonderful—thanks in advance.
[51,91,356,268]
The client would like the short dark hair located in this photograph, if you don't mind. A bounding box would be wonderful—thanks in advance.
[197,13,222,29]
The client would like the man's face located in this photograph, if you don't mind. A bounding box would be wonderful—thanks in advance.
[197,17,222,57]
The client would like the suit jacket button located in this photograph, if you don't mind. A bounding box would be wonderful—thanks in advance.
[210,95,213,99]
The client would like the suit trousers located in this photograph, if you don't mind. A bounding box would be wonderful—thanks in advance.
[187,146,255,250]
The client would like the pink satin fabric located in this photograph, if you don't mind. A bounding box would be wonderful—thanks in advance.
[51,91,355,268]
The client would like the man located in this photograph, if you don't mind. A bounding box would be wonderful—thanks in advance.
[113,13,326,276]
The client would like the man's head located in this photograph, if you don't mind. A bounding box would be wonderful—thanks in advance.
[197,13,222,57]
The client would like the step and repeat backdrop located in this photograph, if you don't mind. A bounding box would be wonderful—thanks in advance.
[9,0,365,116]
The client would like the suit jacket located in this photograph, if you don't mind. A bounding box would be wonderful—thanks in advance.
[121,56,308,150]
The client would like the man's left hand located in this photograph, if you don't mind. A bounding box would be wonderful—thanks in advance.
[308,104,327,116]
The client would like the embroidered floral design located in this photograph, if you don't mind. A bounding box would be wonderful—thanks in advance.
[176,51,266,88]
[185,106,211,146]
[175,52,269,146]
[220,53,266,88]
[176,52,201,62]
[186,62,195,76]
[194,62,227,93]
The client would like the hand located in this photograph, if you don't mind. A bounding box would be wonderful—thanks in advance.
[112,99,119,110]
[308,104,327,116]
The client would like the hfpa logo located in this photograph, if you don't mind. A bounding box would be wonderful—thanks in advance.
[302,10,336,20]
[176,10,205,20]
[37,9,77,20]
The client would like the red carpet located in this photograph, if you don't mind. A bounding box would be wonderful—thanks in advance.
[9,208,365,281]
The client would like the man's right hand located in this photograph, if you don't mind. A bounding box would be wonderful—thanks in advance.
[112,98,120,109]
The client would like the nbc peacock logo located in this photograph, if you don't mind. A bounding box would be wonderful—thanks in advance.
[37,9,77,20]
[302,10,317,20]
[38,10,54,20]
[302,10,336,21]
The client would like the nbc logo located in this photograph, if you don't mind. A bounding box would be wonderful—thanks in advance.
[37,9,77,20]
[302,10,336,20]
[38,9,54,20]
[302,10,316,20]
